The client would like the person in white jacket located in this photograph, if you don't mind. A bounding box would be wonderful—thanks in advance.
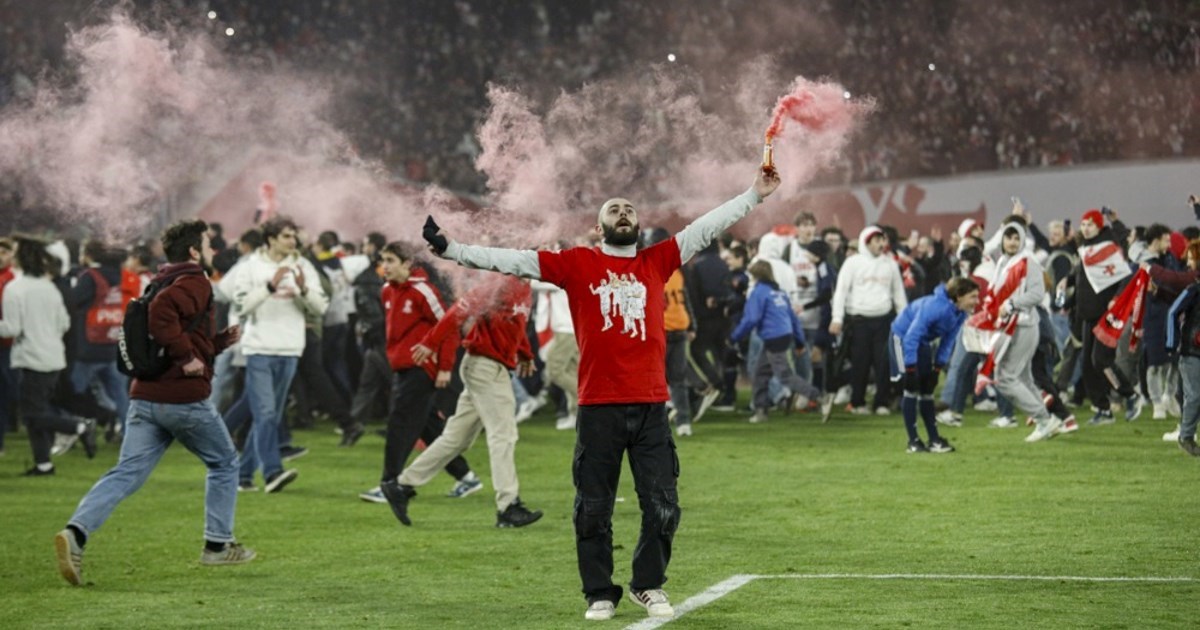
[828,226,907,415]
[0,237,95,474]
[227,218,328,493]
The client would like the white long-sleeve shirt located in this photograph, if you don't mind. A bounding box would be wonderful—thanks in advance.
[831,251,907,323]
[0,274,70,371]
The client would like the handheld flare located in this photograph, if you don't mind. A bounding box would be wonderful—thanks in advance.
[761,135,776,176]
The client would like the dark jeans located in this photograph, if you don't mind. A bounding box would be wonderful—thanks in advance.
[19,368,79,465]
[690,320,727,389]
[573,403,680,603]
[382,367,471,482]
[846,314,894,408]
[351,346,391,423]
[321,323,353,403]
[0,346,15,447]
[293,329,352,429]
[1081,323,1132,410]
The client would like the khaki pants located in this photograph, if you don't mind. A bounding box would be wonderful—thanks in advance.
[544,333,579,416]
[399,353,520,511]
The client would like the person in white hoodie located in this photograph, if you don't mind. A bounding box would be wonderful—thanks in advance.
[984,224,1062,442]
[827,226,907,415]
[0,237,95,475]
[227,217,328,493]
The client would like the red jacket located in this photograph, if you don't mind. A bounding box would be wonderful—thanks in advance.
[130,263,235,404]
[382,268,458,379]
[421,275,533,369]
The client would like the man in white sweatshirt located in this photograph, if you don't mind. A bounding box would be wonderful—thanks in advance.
[228,217,328,493]
[827,226,907,415]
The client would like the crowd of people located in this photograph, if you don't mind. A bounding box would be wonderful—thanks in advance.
[1,167,1197,617]
[1,0,1198,202]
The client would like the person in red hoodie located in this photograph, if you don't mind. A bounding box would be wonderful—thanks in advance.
[370,243,460,507]
[54,220,253,587]
[382,274,543,528]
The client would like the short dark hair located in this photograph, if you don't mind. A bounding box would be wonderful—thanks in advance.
[316,230,339,251]
[727,244,748,263]
[945,276,980,300]
[261,216,298,246]
[1144,223,1171,244]
[1003,214,1029,227]
[1182,226,1200,241]
[162,219,208,263]
[794,212,817,227]
[380,241,413,262]
[365,231,387,253]
[14,235,51,277]
[128,245,154,269]
[84,240,125,266]
[239,228,264,250]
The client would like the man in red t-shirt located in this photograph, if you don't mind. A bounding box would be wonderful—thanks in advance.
[422,167,780,621]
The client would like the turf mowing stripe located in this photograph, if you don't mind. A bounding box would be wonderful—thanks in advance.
[622,572,1199,627]
[763,573,1199,582]
[622,574,758,630]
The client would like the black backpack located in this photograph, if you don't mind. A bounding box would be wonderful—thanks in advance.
[117,277,211,380]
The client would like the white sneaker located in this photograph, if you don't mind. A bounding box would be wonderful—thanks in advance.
[1164,425,1181,442]
[849,406,871,416]
[1152,404,1167,420]
[359,487,386,503]
[874,406,890,416]
[819,393,835,423]
[51,433,79,457]
[694,389,721,423]
[935,409,962,427]
[584,600,615,621]
[833,385,852,405]
[1025,417,1064,443]
[974,400,998,412]
[629,589,674,617]
[555,415,576,431]
[1166,397,1182,417]
[989,416,1017,429]
[514,399,537,424]
[749,409,768,424]
[675,424,693,437]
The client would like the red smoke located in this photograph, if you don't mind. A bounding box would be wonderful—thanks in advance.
[764,79,857,142]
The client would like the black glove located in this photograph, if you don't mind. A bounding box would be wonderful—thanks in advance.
[423,215,448,255]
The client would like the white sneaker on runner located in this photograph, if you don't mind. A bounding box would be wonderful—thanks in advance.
[629,589,674,617]
[1164,425,1181,442]
[555,415,576,431]
[584,600,615,621]
[989,416,1017,429]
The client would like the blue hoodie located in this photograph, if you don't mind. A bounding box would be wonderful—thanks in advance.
[890,284,966,367]
[730,280,806,348]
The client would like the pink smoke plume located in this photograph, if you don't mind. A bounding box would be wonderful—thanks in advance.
[256,181,278,224]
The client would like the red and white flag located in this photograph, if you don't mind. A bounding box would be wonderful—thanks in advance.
[1078,241,1131,294]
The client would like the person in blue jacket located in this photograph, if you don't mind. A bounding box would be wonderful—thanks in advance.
[888,277,980,453]
[731,260,820,423]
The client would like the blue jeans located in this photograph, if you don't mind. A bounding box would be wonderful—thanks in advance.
[68,399,239,543]
[71,360,130,430]
[239,354,299,483]
[0,345,14,448]
[1179,356,1200,440]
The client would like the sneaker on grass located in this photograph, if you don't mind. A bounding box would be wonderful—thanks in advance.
[555,415,576,431]
[360,486,386,503]
[200,542,256,566]
[1164,425,1181,442]
[675,424,693,437]
[906,439,928,453]
[1179,436,1200,457]
[1059,416,1079,434]
[1124,395,1145,422]
[629,589,674,617]
[988,416,1017,428]
[237,480,258,493]
[496,499,543,528]
[1087,409,1115,426]
[1025,417,1064,443]
[935,409,962,427]
[819,393,834,423]
[380,479,414,526]
[447,474,483,498]
[54,529,83,586]
[279,445,308,462]
[693,389,721,423]
[928,437,955,453]
[264,469,298,494]
[585,600,615,621]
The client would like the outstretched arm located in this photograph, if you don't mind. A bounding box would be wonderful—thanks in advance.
[675,168,781,264]
[424,216,542,279]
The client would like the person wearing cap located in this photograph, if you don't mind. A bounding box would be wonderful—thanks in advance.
[826,225,908,416]
[420,166,781,622]
[1072,209,1141,424]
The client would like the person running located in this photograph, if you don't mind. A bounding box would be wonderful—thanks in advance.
[381,274,543,528]
[55,220,253,586]
[422,166,780,621]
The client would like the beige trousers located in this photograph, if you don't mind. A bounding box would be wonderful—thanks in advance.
[398,353,520,511]
[544,333,579,416]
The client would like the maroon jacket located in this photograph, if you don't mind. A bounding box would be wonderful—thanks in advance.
[129,263,234,404]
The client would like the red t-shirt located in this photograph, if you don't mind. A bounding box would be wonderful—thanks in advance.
[422,275,533,369]
[0,266,13,348]
[537,240,681,404]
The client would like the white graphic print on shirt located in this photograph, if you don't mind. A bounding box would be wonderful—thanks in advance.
[588,270,647,341]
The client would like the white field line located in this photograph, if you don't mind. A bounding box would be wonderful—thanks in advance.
[621,572,1199,629]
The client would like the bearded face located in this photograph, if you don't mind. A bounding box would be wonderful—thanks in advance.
[598,198,639,247]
